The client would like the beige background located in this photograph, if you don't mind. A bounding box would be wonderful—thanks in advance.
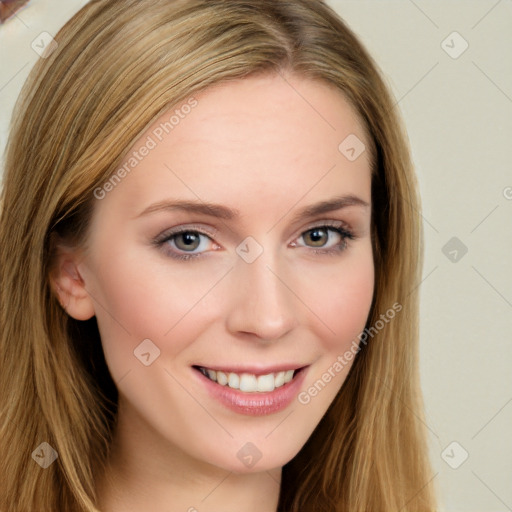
[1,1,511,510]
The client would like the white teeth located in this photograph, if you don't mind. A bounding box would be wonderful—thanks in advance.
[228,372,240,389]
[198,367,298,393]
[274,371,285,387]
[257,374,275,392]
[239,373,257,392]
[216,371,228,386]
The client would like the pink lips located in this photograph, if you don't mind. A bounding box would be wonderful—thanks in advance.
[193,365,308,416]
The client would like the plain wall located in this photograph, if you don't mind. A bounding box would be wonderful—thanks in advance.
[1,1,511,511]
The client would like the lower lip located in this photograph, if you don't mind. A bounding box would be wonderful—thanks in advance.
[194,367,308,416]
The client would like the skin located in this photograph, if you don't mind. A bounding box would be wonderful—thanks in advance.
[52,72,374,512]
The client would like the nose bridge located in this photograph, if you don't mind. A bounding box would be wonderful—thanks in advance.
[225,240,298,340]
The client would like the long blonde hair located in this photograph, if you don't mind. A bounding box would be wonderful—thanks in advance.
[0,1,437,510]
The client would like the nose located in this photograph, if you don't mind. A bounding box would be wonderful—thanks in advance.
[225,246,299,342]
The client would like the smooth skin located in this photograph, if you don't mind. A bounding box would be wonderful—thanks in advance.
[52,72,375,512]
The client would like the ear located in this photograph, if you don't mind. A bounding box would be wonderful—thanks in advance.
[49,242,95,321]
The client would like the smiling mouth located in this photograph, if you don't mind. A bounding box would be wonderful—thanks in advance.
[193,365,305,393]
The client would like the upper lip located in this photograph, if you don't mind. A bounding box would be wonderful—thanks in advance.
[193,364,308,376]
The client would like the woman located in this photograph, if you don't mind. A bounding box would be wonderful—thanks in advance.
[0,0,437,510]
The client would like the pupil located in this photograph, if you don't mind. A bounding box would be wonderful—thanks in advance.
[183,233,195,244]
[310,229,326,245]
[180,232,198,248]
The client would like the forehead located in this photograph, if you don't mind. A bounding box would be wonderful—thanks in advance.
[162,72,370,172]
[94,73,372,224]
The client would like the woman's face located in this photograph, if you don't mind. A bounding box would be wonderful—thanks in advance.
[73,73,374,473]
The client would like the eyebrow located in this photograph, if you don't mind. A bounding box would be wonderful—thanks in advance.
[136,194,370,223]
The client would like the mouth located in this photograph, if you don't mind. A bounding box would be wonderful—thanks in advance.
[192,365,306,393]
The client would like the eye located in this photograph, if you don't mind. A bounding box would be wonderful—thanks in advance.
[153,226,217,260]
[292,221,355,255]
[153,221,356,261]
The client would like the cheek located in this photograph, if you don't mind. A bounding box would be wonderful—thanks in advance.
[295,249,374,411]
[85,246,230,371]
[304,247,375,353]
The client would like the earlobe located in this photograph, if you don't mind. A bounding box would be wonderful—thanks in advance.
[50,249,95,321]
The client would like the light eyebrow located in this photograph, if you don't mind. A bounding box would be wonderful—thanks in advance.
[288,195,370,224]
[136,195,369,221]
[136,200,240,220]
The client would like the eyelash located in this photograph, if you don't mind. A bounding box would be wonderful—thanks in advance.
[153,221,356,261]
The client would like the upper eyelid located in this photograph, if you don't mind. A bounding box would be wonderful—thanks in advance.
[157,218,353,238]
[155,220,354,247]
